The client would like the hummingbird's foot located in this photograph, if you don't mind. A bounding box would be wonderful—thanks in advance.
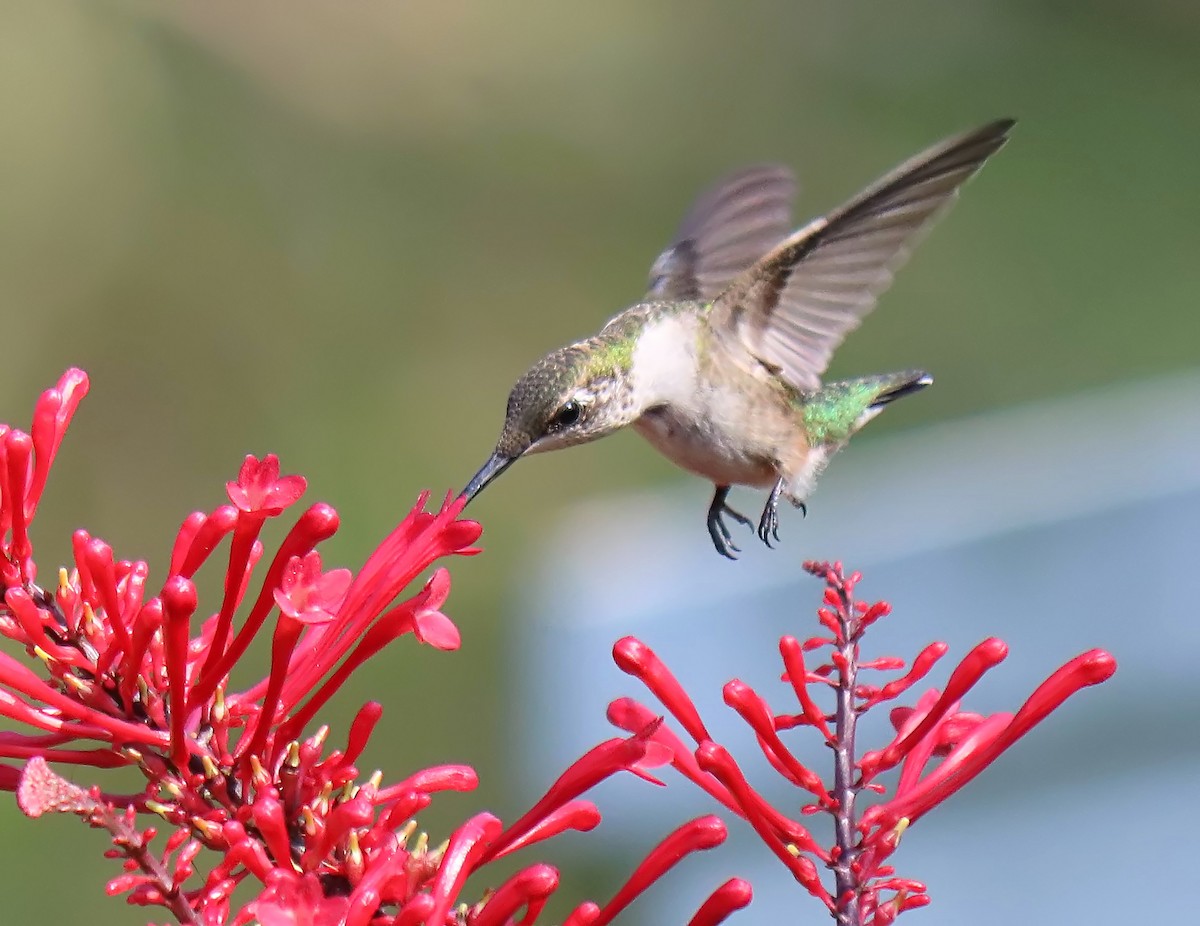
[758,479,787,548]
[707,485,754,559]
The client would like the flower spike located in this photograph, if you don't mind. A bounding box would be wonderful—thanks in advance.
[1,370,753,926]
[610,560,1115,926]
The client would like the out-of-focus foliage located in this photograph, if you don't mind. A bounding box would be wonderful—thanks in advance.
[0,2,1195,922]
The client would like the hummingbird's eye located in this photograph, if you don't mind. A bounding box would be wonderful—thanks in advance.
[550,400,582,431]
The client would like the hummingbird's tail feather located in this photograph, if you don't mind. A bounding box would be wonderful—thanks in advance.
[803,370,932,445]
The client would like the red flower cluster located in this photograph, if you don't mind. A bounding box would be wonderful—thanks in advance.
[608,562,1116,926]
[0,371,750,926]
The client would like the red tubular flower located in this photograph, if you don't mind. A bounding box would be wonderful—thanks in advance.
[161,576,198,770]
[484,799,602,862]
[607,696,748,821]
[588,816,729,926]
[722,678,832,805]
[0,369,751,926]
[481,725,671,865]
[687,878,753,926]
[696,742,831,899]
[864,649,1117,833]
[470,863,560,926]
[778,636,834,741]
[421,812,504,926]
[190,501,342,720]
[609,559,1116,926]
[858,638,1009,783]
[858,642,949,710]
[614,637,711,743]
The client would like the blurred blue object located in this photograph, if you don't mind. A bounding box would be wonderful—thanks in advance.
[511,370,1200,925]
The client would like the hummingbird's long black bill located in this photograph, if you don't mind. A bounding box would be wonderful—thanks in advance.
[459,451,517,506]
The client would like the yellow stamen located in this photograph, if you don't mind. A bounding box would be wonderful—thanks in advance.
[144,800,174,818]
[427,838,449,867]
[346,830,363,868]
[80,602,97,635]
[62,674,90,695]
[191,817,221,841]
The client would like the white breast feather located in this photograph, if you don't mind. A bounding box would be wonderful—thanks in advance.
[630,316,779,488]
[630,316,697,407]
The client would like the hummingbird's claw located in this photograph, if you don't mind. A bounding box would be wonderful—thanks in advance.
[708,522,739,560]
[792,499,808,518]
[757,508,780,547]
[758,479,787,548]
[707,485,754,559]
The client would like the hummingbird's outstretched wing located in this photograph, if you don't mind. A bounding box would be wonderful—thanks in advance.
[706,119,1014,393]
[646,165,796,302]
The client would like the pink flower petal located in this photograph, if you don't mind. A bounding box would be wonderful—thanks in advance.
[413,608,461,650]
[226,454,307,515]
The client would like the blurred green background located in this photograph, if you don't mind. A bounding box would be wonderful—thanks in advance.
[1,0,1196,922]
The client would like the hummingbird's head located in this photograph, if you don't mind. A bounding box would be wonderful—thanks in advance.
[460,343,635,505]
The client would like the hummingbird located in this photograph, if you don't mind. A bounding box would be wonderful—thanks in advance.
[461,119,1013,558]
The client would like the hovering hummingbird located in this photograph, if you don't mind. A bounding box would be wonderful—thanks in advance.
[461,119,1013,558]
